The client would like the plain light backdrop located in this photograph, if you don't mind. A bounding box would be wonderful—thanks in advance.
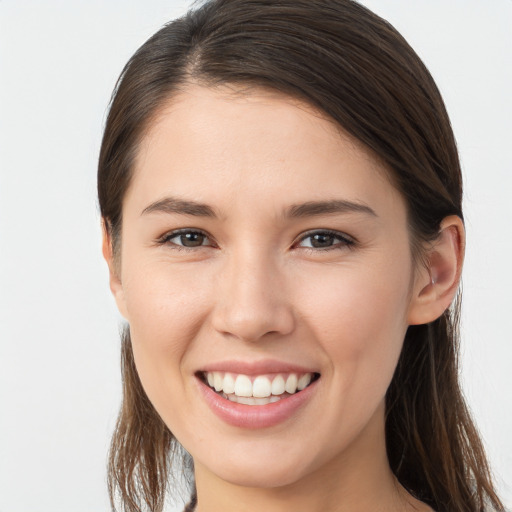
[0,1,510,511]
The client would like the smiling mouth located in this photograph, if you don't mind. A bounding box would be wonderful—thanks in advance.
[199,371,320,406]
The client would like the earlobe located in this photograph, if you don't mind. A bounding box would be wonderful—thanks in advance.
[408,215,465,325]
[102,221,129,320]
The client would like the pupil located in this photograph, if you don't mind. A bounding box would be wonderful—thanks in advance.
[181,232,204,247]
[311,233,333,248]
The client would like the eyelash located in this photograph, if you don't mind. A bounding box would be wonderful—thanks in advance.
[156,229,356,252]
[294,229,356,252]
[156,229,215,250]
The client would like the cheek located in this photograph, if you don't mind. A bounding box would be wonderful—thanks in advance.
[294,257,412,374]
[120,256,213,407]
[123,258,209,340]
[121,263,218,443]
[286,258,412,453]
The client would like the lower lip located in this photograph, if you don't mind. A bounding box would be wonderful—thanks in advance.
[196,376,319,429]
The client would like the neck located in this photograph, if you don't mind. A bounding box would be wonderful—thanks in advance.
[192,403,429,512]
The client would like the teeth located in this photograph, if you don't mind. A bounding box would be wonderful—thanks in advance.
[297,373,312,390]
[234,374,252,397]
[227,394,285,405]
[271,375,285,395]
[234,396,255,405]
[252,376,272,398]
[223,373,235,394]
[285,374,298,394]
[204,371,315,400]
[213,372,223,392]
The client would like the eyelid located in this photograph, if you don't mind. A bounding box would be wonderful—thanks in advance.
[156,228,216,248]
[155,227,355,251]
[293,229,356,249]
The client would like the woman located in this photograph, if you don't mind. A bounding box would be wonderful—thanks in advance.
[98,0,505,511]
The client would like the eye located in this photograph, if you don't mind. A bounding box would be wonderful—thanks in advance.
[158,229,213,248]
[295,230,355,250]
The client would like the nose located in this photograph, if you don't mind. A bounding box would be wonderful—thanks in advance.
[211,249,295,343]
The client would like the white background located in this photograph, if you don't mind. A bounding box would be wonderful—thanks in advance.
[0,1,510,511]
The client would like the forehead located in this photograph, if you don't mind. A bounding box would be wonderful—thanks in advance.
[138,84,381,167]
[127,84,402,220]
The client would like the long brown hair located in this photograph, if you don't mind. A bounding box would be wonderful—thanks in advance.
[98,1,504,510]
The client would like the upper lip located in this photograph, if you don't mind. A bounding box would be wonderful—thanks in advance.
[197,359,319,376]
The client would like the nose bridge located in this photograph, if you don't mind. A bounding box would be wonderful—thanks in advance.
[212,244,294,342]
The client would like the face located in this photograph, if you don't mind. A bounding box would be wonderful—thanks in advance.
[110,85,422,489]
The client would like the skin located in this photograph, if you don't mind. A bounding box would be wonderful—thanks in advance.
[104,85,464,512]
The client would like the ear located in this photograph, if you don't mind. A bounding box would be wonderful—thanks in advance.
[408,215,465,325]
[102,221,129,320]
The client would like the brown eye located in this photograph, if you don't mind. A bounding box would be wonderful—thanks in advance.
[179,232,206,247]
[297,230,354,250]
[163,230,212,248]
[309,233,336,248]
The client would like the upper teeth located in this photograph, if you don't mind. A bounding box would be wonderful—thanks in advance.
[205,372,313,397]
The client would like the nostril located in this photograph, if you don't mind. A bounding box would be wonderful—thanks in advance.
[210,272,295,342]
[212,309,296,343]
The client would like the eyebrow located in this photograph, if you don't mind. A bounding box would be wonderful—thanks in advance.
[286,199,377,218]
[141,197,217,217]
[141,196,377,219]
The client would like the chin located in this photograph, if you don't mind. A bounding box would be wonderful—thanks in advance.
[193,441,321,489]
[211,461,307,489]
